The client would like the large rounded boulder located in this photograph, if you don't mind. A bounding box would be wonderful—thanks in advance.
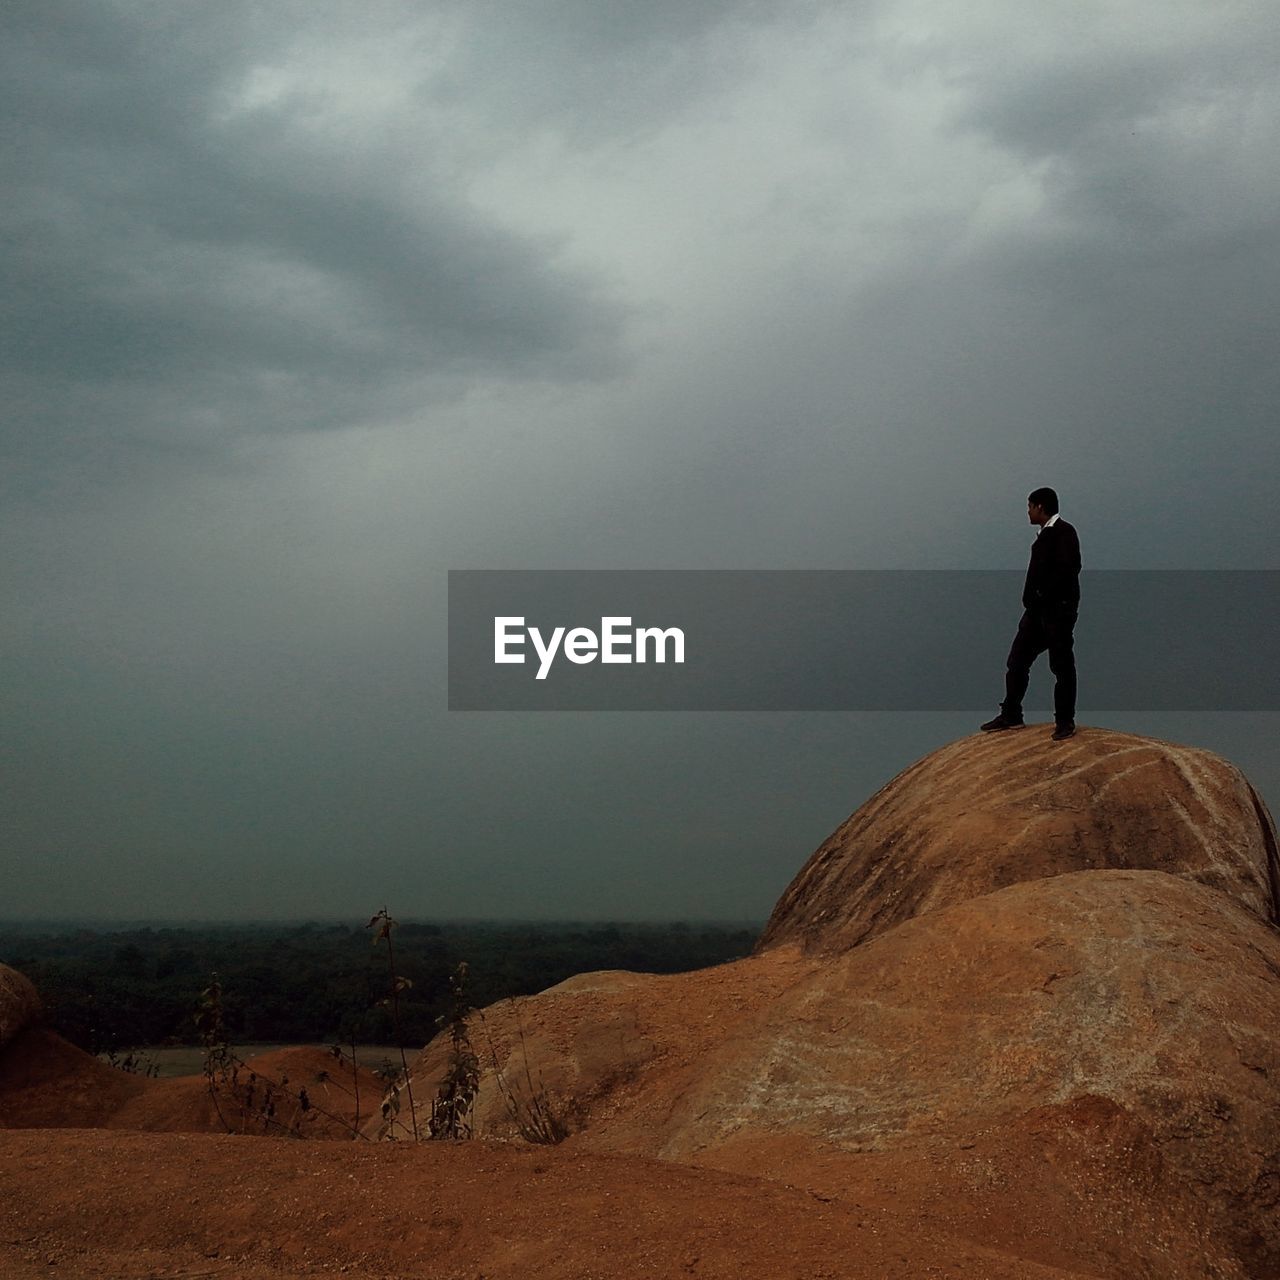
[0,966,40,1051]
[663,870,1280,1277]
[758,727,1280,954]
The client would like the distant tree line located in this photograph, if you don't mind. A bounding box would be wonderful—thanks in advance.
[0,920,760,1053]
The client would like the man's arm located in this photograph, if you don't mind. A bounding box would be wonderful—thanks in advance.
[1051,523,1081,603]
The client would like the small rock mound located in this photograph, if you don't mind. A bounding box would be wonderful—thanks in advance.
[0,965,40,1050]
[0,1011,379,1138]
[0,1027,149,1128]
[758,726,1280,955]
[368,959,813,1144]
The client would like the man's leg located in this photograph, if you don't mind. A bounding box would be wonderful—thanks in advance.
[1047,610,1078,729]
[1002,611,1044,722]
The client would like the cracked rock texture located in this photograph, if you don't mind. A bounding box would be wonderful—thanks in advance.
[757,726,1280,954]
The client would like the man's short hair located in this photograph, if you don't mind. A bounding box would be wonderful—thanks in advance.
[1028,486,1059,515]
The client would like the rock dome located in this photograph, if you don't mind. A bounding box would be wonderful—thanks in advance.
[758,726,1280,954]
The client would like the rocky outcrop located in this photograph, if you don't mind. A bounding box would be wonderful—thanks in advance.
[390,728,1280,1277]
[368,957,815,1146]
[0,965,40,1051]
[757,727,1280,954]
[7,728,1280,1277]
[661,870,1280,1276]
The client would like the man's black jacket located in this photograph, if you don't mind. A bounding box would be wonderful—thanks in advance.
[1022,519,1081,611]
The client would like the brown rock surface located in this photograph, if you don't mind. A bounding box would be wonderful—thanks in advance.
[4,728,1280,1277]
[758,725,1280,954]
[369,953,815,1147]
[389,875,1278,1276]
[658,871,1280,1277]
[380,731,1280,1277]
[0,963,40,1050]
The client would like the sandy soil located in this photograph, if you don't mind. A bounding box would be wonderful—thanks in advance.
[0,1128,1091,1279]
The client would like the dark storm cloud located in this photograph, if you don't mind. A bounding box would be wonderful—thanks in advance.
[608,5,1280,570]
[954,21,1278,162]
[0,0,626,467]
[6,1,1280,924]
[944,18,1280,553]
[445,0,830,139]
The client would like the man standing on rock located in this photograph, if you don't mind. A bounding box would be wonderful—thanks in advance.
[981,487,1081,741]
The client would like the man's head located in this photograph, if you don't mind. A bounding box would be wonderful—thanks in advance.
[1027,486,1059,526]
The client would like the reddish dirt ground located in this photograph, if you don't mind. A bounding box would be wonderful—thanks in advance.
[0,1127,1093,1279]
[0,1030,380,1138]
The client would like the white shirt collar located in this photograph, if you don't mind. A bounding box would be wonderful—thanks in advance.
[1042,512,1060,530]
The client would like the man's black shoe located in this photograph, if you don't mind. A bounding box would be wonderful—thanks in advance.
[1052,722,1076,740]
[980,714,1025,732]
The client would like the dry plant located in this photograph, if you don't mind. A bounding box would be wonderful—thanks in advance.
[186,911,559,1147]
[428,961,480,1139]
[368,907,421,1141]
[479,999,569,1145]
[323,1036,364,1133]
[100,1046,161,1078]
[195,974,368,1140]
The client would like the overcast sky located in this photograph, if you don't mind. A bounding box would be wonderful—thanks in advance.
[4,0,1280,923]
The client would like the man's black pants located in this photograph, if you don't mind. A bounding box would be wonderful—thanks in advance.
[1002,606,1077,726]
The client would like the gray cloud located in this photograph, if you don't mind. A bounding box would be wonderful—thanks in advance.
[4,1,1280,922]
[0,0,628,474]
[433,0,833,141]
